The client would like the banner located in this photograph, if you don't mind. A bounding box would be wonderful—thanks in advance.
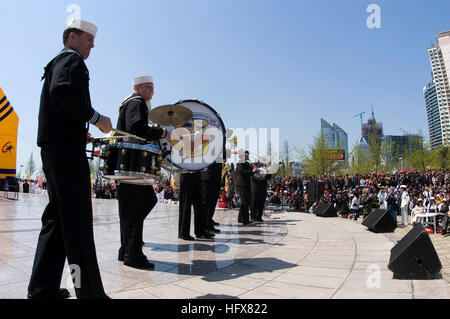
[0,86,19,179]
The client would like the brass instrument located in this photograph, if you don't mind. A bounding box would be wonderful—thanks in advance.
[253,161,268,180]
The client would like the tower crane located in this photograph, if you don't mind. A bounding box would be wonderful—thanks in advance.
[354,112,365,130]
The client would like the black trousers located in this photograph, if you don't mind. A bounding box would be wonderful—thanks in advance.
[251,181,267,220]
[179,172,204,236]
[118,183,157,262]
[201,172,221,229]
[237,185,251,223]
[438,214,448,234]
[28,143,106,299]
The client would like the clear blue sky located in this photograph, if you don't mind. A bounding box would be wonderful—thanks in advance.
[1,0,449,174]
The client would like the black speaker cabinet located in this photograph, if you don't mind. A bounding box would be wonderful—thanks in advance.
[362,209,396,233]
[313,201,337,217]
[312,201,327,215]
[307,181,319,203]
[388,223,442,279]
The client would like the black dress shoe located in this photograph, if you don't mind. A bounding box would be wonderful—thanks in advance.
[28,288,71,299]
[118,250,124,262]
[242,221,253,225]
[196,232,215,239]
[178,235,195,241]
[124,258,155,270]
[212,221,219,226]
[256,219,264,222]
[208,226,220,233]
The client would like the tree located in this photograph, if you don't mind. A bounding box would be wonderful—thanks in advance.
[367,131,382,172]
[301,132,336,176]
[281,140,290,175]
[399,132,431,171]
[88,158,101,181]
[404,142,432,172]
[348,143,371,175]
[380,138,393,172]
[25,151,36,179]
[276,139,300,176]
[435,145,450,169]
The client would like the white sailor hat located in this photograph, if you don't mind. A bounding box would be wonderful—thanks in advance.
[133,75,154,86]
[66,18,98,37]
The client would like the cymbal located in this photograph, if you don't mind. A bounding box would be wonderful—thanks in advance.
[149,104,193,126]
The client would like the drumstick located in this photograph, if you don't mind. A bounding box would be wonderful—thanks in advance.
[93,136,129,140]
[110,129,146,141]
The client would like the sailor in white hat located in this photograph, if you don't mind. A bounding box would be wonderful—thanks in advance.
[400,184,410,226]
[29,18,111,299]
[67,18,98,37]
[64,18,97,60]
[115,75,169,269]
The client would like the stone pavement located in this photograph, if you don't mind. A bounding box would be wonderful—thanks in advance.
[0,193,449,299]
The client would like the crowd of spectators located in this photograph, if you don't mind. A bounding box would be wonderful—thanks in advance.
[3,177,181,202]
[154,180,180,203]
[93,181,117,199]
[257,170,450,235]
[93,179,181,202]
[4,169,450,235]
[18,179,45,194]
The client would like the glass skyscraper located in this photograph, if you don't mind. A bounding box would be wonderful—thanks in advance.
[320,119,348,163]
[424,80,442,148]
[425,30,450,147]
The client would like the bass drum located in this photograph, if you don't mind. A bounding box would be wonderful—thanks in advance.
[164,99,226,171]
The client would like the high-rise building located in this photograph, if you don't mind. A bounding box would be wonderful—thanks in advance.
[424,80,442,148]
[383,134,423,164]
[320,119,348,163]
[354,136,370,165]
[425,30,450,146]
[362,108,383,146]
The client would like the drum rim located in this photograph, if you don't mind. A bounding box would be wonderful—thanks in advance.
[175,99,226,137]
[105,142,162,155]
[102,171,161,180]
[168,99,226,171]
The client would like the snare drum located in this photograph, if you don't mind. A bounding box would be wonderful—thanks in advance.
[99,142,163,184]
[164,99,226,172]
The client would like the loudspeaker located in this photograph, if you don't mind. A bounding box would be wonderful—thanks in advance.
[388,223,442,279]
[362,209,396,233]
[312,201,327,215]
[314,201,337,217]
[307,181,319,203]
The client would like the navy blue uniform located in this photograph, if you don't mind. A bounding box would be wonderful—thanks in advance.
[116,93,166,266]
[236,161,254,224]
[29,48,107,299]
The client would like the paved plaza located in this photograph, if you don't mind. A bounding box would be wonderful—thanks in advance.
[0,193,449,299]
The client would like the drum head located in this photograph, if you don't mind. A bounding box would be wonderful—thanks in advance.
[165,99,225,171]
